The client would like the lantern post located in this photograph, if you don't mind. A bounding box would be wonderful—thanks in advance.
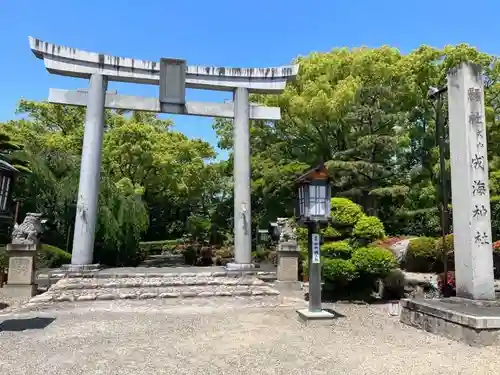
[0,160,18,222]
[294,162,335,324]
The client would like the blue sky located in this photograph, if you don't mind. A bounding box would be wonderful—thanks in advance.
[1,0,499,159]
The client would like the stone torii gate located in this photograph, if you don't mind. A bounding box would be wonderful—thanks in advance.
[29,37,298,271]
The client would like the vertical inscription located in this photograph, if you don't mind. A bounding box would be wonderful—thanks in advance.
[468,78,491,248]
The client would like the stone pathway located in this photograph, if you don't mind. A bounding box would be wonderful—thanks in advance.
[2,298,500,374]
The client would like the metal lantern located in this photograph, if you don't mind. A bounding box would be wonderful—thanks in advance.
[257,229,270,243]
[0,160,18,219]
[268,221,280,242]
[295,162,331,225]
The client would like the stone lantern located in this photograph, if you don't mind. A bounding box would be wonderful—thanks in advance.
[294,162,334,325]
[0,159,18,220]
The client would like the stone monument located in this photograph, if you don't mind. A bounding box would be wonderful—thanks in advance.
[3,213,42,297]
[400,62,500,346]
[276,218,300,285]
[28,37,298,272]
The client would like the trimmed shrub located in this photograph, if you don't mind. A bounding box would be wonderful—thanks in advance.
[351,246,396,279]
[296,227,308,241]
[434,234,455,271]
[139,239,181,254]
[437,271,456,297]
[215,247,233,258]
[320,226,343,240]
[321,240,353,260]
[37,244,72,269]
[435,234,454,255]
[382,269,406,299]
[352,215,386,242]
[302,258,309,278]
[322,258,358,287]
[182,246,198,265]
[252,245,270,262]
[0,246,7,269]
[330,198,364,227]
[404,237,437,272]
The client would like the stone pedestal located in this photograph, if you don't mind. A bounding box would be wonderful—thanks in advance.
[225,262,256,271]
[296,309,335,326]
[60,263,101,273]
[3,243,39,297]
[448,62,494,299]
[277,241,299,282]
[400,298,500,346]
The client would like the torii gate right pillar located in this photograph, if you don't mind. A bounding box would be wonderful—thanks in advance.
[227,87,253,269]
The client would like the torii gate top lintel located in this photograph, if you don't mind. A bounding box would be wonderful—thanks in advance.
[29,36,299,94]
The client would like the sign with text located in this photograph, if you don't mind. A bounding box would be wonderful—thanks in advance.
[311,233,320,264]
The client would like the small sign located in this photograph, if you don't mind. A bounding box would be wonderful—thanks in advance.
[311,233,320,263]
[159,57,186,105]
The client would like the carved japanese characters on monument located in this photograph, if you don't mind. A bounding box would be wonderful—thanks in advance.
[11,213,43,245]
[467,76,491,249]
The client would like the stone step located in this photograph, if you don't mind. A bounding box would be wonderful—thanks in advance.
[29,283,280,304]
[50,276,267,291]
[37,270,276,280]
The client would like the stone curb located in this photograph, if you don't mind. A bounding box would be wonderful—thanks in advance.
[29,288,281,304]
[50,278,266,291]
[41,271,276,280]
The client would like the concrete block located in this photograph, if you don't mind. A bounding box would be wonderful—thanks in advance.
[297,308,335,326]
[400,298,500,346]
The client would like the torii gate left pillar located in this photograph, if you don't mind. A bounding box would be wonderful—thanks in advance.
[29,36,299,271]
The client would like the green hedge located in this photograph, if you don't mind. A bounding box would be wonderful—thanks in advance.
[0,246,7,269]
[402,235,454,273]
[322,258,358,286]
[351,246,396,279]
[435,234,454,255]
[352,215,386,242]
[321,240,353,259]
[138,239,182,253]
[302,246,397,289]
[320,226,343,240]
[330,197,363,227]
[37,244,72,269]
[404,237,437,272]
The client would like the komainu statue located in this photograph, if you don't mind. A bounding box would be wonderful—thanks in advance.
[11,213,43,245]
[276,217,297,243]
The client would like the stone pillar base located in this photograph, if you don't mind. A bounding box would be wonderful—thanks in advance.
[400,297,500,346]
[224,263,256,271]
[60,264,102,273]
[296,308,335,326]
[2,284,37,298]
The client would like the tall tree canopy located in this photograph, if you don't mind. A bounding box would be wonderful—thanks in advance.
[3,43,500,265]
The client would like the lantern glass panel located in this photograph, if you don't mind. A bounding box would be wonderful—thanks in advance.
[308,180,331,222]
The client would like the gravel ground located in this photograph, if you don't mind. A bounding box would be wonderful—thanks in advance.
[0,294,30,313]
[2,298,500,375]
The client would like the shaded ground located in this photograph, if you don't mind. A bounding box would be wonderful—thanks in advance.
[2,297,500,375]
